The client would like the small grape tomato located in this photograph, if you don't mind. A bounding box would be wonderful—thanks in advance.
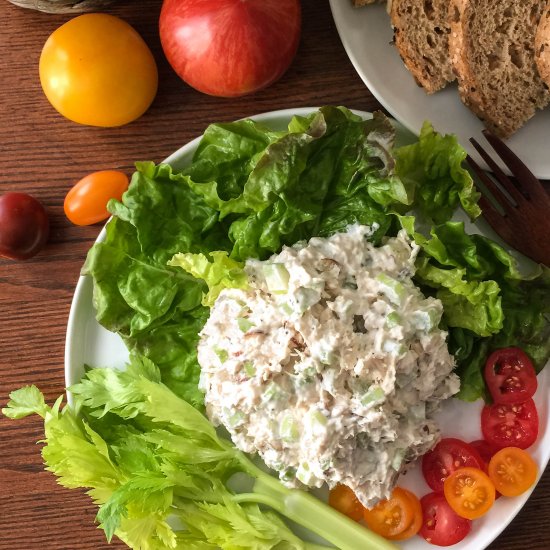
[328,484,363,522]
[419,492,471,547]
[363,487,415,538]
[64,170,129,226]
[386,488,422,541]
[484,347,537,404]
[443,467,495,520]
[422,438,485,493]
[488,447,538,497]
[481,398,539,450]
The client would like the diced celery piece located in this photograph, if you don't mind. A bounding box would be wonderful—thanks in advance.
[411,306,441,332]
[391,449,406,471]
[224,408,245,428]
[360,385,385,406]
[295,287,320,313]
[237,317,255,333]
[280,413,299,442]
[281,467,297,482]
[214,348,229,363]
[386,311,401,328]
[262,263,290,294]
[309,410,328,433]
[243,361,256,377]
[382,340,407,356]
[410,402,426,420]
[280,302,294,315]
[263,382,284,402]
[376,273,406,305]
[296,462,318,485]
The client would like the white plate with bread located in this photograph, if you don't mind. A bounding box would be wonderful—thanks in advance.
[330,0,550,179]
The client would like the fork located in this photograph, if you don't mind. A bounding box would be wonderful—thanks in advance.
[465,129,550,266]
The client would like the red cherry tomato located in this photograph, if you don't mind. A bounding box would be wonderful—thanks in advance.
[469,439,498,466]
[0,192,49,260]
[484,347,538,404]
[159,0,301,97]
[64,170,129,226]
[422,438,485,493]
[481,398,539,450]
[419,492,471,547]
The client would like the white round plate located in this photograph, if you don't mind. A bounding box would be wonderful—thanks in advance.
[65,108,549,550]
[329,1,550,179]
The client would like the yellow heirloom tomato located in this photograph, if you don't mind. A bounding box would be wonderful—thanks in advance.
[39,14,158,127]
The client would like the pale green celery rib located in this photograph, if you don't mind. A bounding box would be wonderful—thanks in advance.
[234,459,399,550]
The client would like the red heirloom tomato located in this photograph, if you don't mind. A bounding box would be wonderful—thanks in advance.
[0,193,49,260]
[481,398,539,450]
[64,171,129,226]
[159,0,301,97]
[419,492,471,546]
[422,438,485,493]
[484,347,537,405]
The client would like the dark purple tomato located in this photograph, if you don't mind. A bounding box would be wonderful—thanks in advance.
[0,192,50,260]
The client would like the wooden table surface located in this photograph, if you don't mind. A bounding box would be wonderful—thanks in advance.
[0,1,548,549]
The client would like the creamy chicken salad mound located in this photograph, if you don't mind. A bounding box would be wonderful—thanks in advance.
[197,225,460,507]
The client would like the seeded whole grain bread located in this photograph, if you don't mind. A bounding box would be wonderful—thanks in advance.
[449,0,550,138]
[535,2,550,88]
[390,0,455,94]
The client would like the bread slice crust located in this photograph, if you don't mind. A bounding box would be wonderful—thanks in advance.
[449,0,550,138]
[391,0,455,94]
[535,3,550,87]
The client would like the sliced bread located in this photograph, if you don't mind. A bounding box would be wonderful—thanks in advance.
[391,0,456,94]
[449,0,550,138]
[535,2,550,88]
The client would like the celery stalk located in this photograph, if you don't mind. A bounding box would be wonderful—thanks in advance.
[235,459,398,550]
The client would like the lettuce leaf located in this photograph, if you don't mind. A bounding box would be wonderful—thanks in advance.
[394,122,481,223]
[168,252,248,307]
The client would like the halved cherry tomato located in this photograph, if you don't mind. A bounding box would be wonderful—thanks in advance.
[469,439,498,467]
[422,438,485,493]
[443,467,495,520]
[328,484,363,522]
[488,447,538,497]
[481,398,539,450]
[469,440,502,498]
[363,487,415,538]
[419,492,471,547]
[484,347,537,405]
[64,170,129,226]
[386,488,422,541]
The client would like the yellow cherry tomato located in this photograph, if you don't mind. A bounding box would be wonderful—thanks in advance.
[64,170,129,225]
[443,467,495,520]
[328,485,364,522]
[488,447,538,497]
[39,14,158,127]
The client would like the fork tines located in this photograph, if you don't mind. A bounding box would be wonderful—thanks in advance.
[465,131,550,266]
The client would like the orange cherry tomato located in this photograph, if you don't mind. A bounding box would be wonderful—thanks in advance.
[386,488,422,541]
[328,484,364,522]
[363,487,416,538]
[488,447,538,497]
[443,467,495,520]
[64,170,129,225]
